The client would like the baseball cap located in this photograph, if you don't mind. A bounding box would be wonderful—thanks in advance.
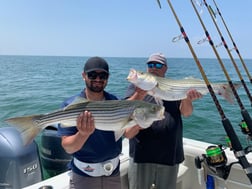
[84,56,109,73]
[146,53,167,65]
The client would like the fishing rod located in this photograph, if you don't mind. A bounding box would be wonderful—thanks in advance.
[190,0,252,143]
[212,0,252,83]
[202,0,252,106]
[164,0,252,183]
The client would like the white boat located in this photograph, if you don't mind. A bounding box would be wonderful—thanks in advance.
[1,126,252,189]
[24,139,252,189]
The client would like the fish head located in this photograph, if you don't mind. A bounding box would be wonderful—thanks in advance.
[127,69,157,91]
[133,101,165,128]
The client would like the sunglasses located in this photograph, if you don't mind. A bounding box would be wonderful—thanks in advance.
[87,71,109,80]
[147,62,165,69]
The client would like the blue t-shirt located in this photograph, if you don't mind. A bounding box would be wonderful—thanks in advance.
[58,89,122,176]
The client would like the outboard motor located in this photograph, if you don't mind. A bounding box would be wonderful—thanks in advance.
[0,127,42,189]
[40,125,72,177]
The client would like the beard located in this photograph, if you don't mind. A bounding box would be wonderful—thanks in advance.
[86,80,106,93]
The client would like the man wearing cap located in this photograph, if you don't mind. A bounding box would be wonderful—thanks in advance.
[124,53,202,189]
[58,56,122,189]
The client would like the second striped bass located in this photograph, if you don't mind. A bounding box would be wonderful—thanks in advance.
[127,69,240,103]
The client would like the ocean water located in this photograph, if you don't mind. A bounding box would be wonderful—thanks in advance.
[0,55,252,148]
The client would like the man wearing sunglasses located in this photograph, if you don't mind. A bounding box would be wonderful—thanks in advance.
[124,53,202,189]
[58,56,122,189]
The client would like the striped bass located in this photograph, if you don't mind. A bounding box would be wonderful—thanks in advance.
[127,69,240,103]
[5,98,164,145]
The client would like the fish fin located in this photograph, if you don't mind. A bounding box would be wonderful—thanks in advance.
[64,97,89,110]
[154,97,163,106]
[233,82,242,90]
[122,120,138,129]
[147,88,164,104]
[114,129,125,141]
[5,115,43,145]
[136,118,153,129]
[114,119,143,141]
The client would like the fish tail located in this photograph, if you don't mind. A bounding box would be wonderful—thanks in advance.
[5,115,43,145]
[217,83,241,104]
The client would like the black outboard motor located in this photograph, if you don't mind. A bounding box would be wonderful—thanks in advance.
[40,125,72,177]
[0,127,42,189]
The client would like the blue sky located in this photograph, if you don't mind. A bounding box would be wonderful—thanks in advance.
[0,0,251,58]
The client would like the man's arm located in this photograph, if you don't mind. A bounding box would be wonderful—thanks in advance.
[61,111,95,154]
[180,89,202,117]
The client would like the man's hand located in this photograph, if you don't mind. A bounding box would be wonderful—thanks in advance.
[186,89,202,101]
[128,87,148,101]
[77,111,95,137]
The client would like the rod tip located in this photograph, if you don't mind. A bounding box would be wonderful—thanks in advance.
[156,0,162,9]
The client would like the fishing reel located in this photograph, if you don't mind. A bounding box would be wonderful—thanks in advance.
[239,120,252,139]
[237,120,252,154]
[195,144,235,180]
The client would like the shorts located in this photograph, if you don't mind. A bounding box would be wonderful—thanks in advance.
[70,171,121,189]
[128,158,179,189]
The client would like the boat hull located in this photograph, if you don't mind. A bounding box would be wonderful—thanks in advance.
[23,138,252,189]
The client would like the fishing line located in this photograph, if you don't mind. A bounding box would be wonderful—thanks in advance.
[202,0,252,106]
[212,0,252,83]
[197,37,208,45]
[190,0,252,145]
[164,0,252,183]
[172,34,184,43]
